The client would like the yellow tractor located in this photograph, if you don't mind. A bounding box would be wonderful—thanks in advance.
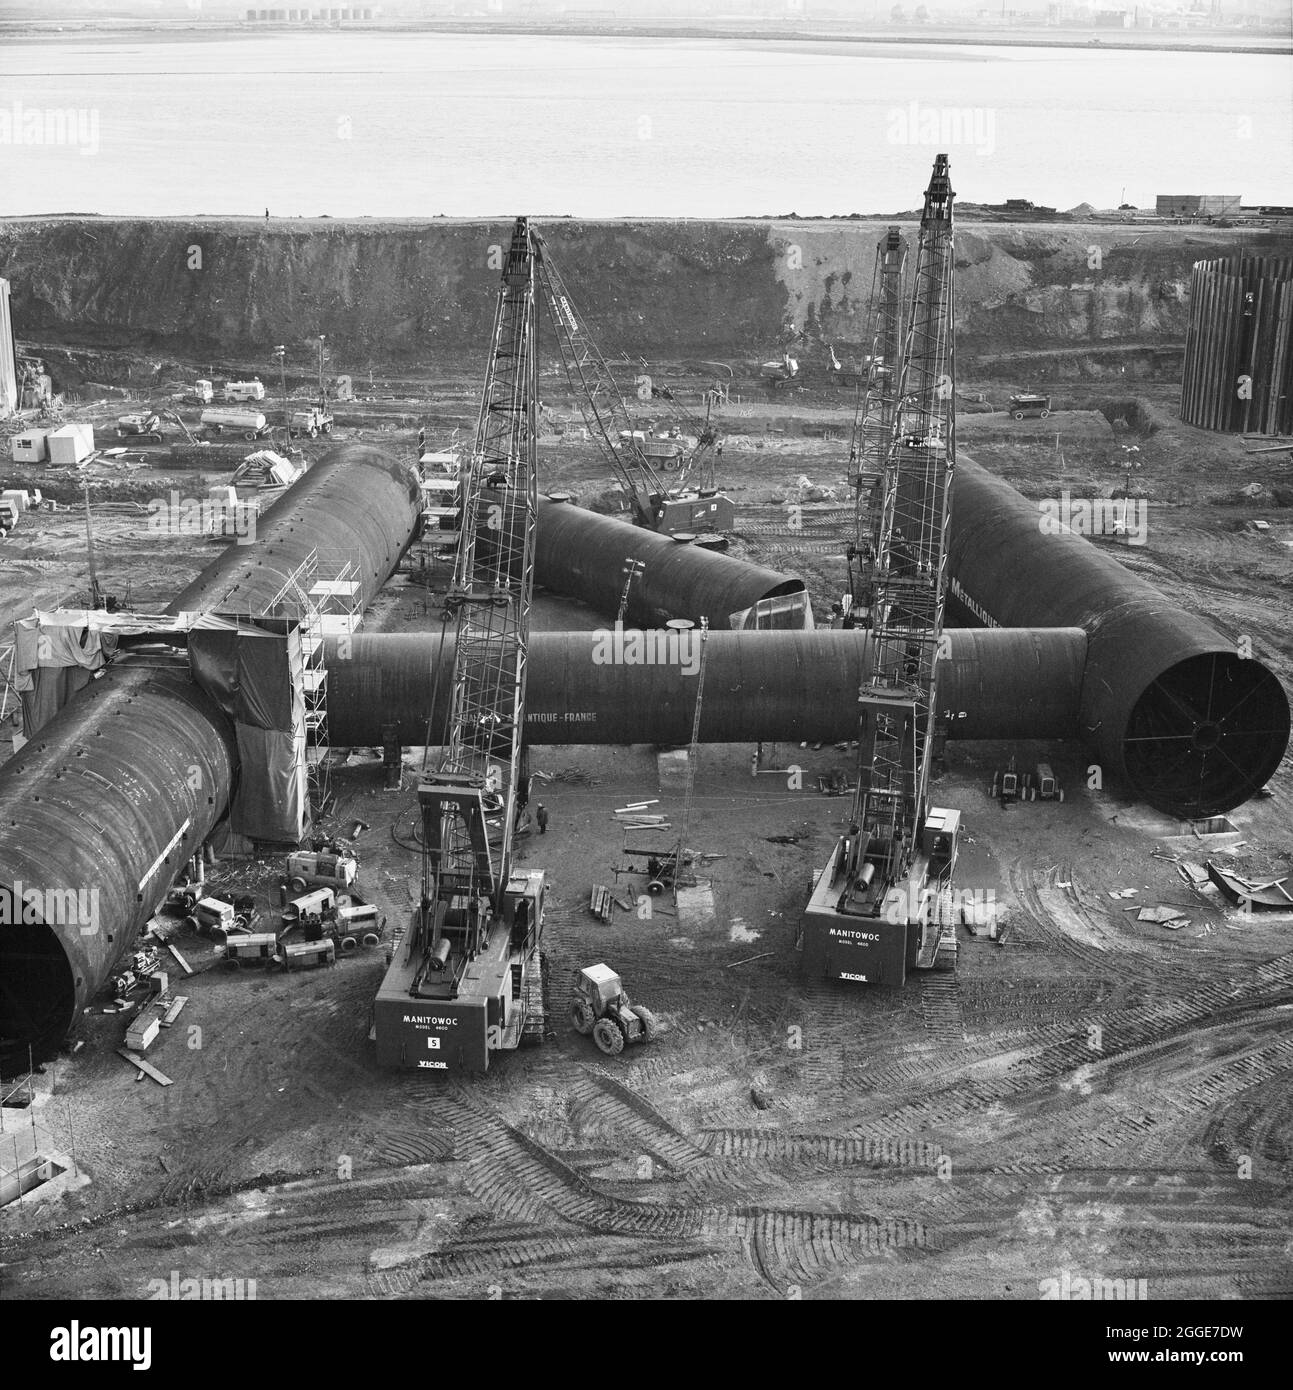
[570,963,659,1056]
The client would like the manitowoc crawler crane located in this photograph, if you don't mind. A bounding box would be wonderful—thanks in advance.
[532,229,735,538]
[801,155,961,987]
[373,218,546,1071]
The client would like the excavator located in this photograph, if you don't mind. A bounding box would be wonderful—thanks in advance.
[532,230,735,541]
[372,217,545,1072]
[114,407,198,445]
[800,155,962,988]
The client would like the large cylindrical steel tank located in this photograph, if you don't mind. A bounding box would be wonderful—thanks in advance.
[0,671,235,1068]
[0,445,422,1069]
[324,628,1087,748]
[1180,254,1293,435]
[171,443,421,616]
[535,496,809,629]
[947,458,1289,817]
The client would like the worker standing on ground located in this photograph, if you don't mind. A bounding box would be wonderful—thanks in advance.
[536,803,549,835]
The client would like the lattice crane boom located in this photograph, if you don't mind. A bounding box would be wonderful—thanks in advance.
[412,216,540,983]
[533,231,735,539]
[854,153,956,860]
[847,226,907,615]
[532,232,670,527]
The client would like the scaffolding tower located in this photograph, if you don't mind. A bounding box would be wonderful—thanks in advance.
[264,549,360,817]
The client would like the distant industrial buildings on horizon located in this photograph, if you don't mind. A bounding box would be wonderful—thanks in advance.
[15,0,1293,29]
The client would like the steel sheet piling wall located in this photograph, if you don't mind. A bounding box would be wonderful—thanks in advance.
[1181,255,1293,435]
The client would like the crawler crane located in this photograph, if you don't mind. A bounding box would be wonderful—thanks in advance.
[801,155,962,987]
[533,231,735,538]
[373,218,545,1071]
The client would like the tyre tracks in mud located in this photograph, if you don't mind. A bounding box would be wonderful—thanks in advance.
[52,872,1289,1298]
[361,1076,940,1293]
[345,893,1293,1293]
[807,929,1293,1149]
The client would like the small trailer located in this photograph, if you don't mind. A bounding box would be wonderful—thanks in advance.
[279,938,336,971]
[224,932,279,970]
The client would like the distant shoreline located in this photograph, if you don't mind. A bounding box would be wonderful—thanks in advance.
[0,19,1289,59]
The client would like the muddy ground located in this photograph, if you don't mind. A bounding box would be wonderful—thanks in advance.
[1,351,1292,1301]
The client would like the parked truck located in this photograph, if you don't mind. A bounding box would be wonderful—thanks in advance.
[289,406,334,439]
[285,849,357,894]
[223,379,266,403]
[1007,393,1051,420]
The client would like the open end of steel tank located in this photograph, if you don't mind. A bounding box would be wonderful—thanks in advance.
[1122,650,1290,818]
[949,457,1290,820]
[0,897,77,1066]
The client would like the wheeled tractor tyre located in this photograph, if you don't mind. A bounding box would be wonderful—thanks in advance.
[571,999,595,1036]
[593,1017,626,1055]
[289,875,307,893]
[631,1004,660,1041]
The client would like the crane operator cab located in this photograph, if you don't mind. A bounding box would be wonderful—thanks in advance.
[800,808,961,987]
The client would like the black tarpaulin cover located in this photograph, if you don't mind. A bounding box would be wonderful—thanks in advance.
[13,611,118,736]
[188,618,306,843]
